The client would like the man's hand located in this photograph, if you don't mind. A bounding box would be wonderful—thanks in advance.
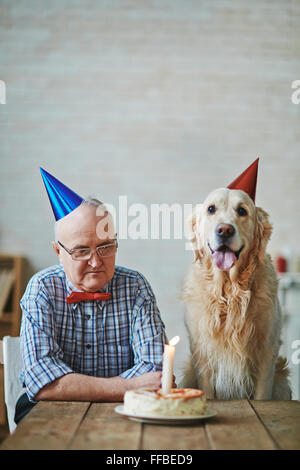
[130,371,162,390]
[172,375,177,388]
[129,372,177,390]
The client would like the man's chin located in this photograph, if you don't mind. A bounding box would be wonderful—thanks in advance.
[82,272,107,291]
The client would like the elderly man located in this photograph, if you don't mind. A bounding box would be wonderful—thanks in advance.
[15,169,170,424]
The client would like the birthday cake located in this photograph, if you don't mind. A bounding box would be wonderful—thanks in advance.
[123,388,206,416]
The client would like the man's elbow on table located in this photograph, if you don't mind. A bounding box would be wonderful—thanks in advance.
[34,371,166,402]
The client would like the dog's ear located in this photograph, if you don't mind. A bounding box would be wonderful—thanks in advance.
[255,207,273,262]
[186,204,203,262]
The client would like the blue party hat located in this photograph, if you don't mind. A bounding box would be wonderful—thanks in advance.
[40,168,84,221]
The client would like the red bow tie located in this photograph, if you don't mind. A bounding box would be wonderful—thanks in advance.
[66,291,111,304]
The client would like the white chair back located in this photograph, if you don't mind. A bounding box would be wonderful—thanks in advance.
[1,336,23,433]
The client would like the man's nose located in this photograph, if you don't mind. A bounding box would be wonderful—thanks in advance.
[88,251,103,267]
[215,223,235,239]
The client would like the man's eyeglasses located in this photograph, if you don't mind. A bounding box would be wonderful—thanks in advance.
[57,239,118,261]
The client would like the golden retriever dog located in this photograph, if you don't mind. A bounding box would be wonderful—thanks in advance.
[181,187,291,400]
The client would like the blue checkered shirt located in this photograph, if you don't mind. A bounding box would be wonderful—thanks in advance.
[19,264,167,401]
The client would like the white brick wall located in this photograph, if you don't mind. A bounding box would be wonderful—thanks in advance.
[0,0,299,381]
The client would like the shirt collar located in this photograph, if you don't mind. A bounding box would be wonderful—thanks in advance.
[64,269,112,308]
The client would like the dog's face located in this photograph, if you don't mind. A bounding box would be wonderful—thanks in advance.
[188,188,272,271]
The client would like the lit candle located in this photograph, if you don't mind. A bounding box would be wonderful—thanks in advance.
[161,336,180,395]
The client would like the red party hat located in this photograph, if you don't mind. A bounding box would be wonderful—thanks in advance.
[227,158,259,203]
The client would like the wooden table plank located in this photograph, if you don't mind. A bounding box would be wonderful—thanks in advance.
[250,400,300,450]
[1,399,299,450]
[68,402,142,450]
[0,401,90,450]
[142,422,209,450]
[205,400,277,450]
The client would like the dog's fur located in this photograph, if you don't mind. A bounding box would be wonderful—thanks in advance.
[181,187,291,400]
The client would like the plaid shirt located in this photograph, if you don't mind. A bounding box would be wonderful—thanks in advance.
[19,264,167,401]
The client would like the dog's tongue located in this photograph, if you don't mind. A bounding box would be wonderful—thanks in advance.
[212,248,237,270]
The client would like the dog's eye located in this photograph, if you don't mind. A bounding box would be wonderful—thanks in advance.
[237,207,247,216]
[207,205,216,215]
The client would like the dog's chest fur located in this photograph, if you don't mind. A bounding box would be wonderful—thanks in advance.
[183,261,276,399]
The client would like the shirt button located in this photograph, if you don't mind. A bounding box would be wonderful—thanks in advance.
[86,344,92,349]
[85,314,91,320]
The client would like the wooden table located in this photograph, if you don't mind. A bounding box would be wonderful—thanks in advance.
[1,399,300,450]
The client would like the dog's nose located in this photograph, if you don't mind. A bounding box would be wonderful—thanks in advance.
[215,223,235,239]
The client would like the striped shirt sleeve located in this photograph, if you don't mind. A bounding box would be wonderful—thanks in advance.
[119,295,167,379]
[20,278,73,401]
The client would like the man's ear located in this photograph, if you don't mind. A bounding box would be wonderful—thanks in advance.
[52,241,60,257]
[186,204,203,262]
[255,207,273,262]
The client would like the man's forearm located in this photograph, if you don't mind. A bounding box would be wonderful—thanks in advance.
[35,372,133,402]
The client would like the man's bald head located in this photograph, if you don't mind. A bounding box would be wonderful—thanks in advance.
[54,198,115,243]
[52,199,117,292]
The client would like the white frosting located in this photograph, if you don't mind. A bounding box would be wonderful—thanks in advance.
[124,388,206,416]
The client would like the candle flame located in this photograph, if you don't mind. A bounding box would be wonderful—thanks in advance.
[169,335,180,346]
